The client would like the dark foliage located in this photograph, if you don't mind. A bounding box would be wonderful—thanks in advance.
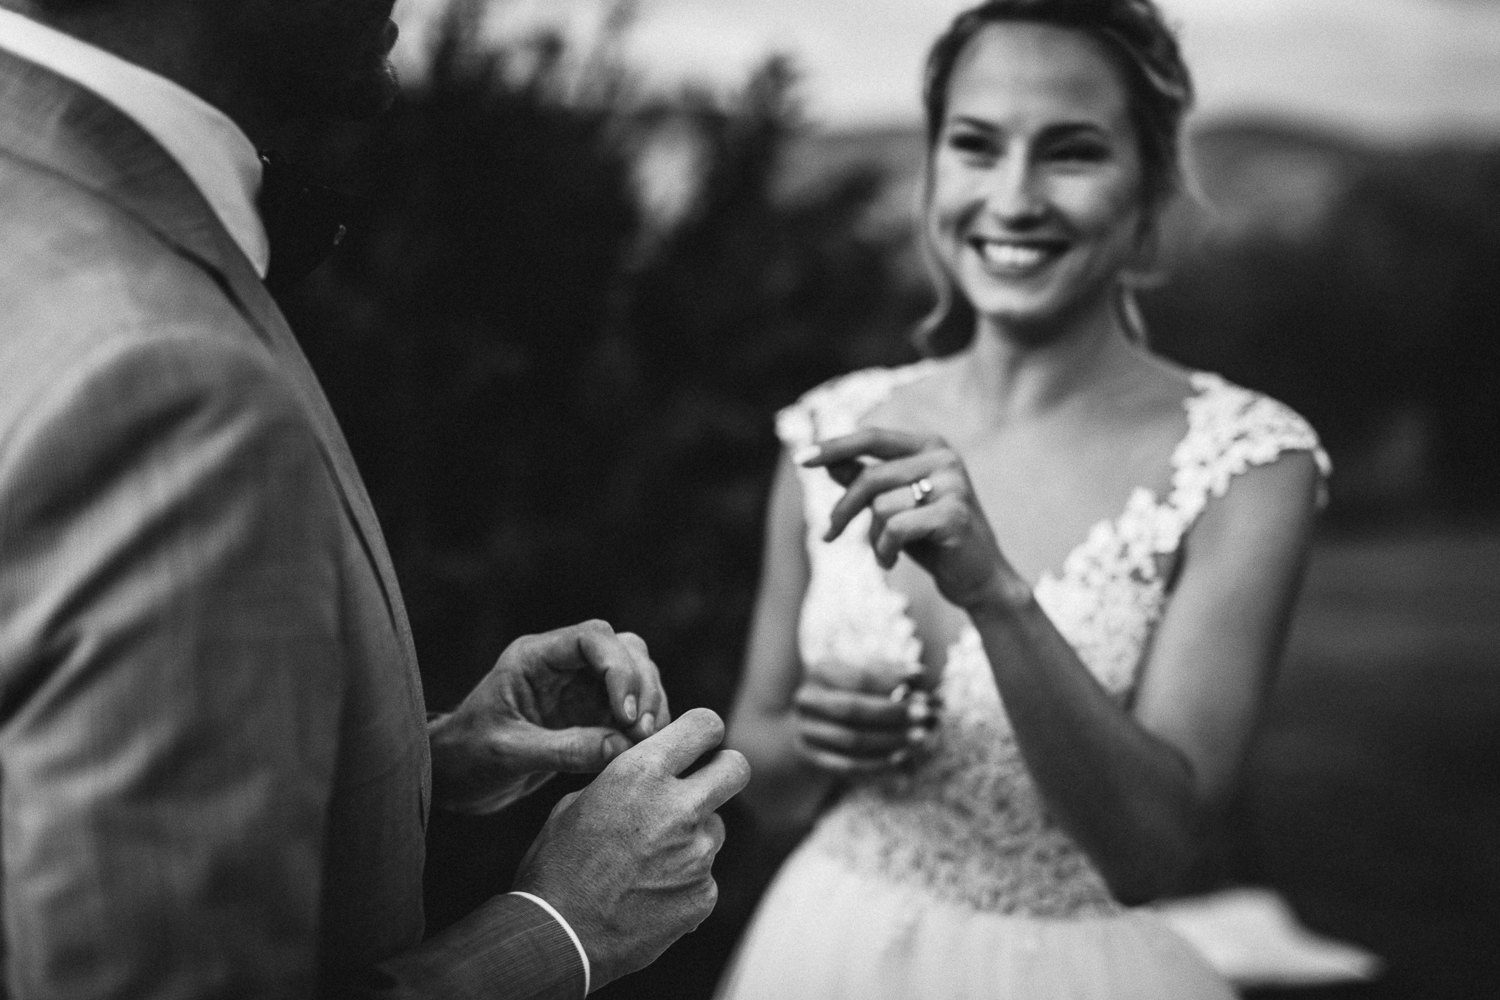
[1144,127,1500,519]
[279,11,918,995]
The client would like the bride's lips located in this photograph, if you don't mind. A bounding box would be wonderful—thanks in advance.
[968,237,1069,278]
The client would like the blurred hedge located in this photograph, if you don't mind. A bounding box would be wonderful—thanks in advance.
[280,14,920,994]
[280,8,1500,997]
[285,12,920,717]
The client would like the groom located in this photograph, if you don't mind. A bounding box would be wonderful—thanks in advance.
[0,0,749,997]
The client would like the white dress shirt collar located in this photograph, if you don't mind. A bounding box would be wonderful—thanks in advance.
[0,8,270,277]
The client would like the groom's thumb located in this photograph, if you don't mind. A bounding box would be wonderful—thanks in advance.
[521,726,632,773]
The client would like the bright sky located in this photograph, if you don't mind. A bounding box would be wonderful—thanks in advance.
[394,0,1500,141]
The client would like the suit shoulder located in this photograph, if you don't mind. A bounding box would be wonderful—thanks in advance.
[0,147,248,350]
[0,156,282,442]
[0,332,310,478]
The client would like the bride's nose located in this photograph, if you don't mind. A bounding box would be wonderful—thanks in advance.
[981,155,1047,229]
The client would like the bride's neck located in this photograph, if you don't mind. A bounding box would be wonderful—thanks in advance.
[956,304,1139,428]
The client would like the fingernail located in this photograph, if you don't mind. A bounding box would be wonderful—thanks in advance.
[889,682,912,703]
[890,748,912,765]
[639,712,656,738]
[793,445,821,465]
[623,694,638,723]
[906,701,930,723]
[603,733,630,760]
[907,727,928,744]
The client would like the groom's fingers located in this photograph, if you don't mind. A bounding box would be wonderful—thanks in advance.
[511,724,633,774]
[568,622,668,737]
[678,749,752,816]
[616,631,669,738]
[539,621,665,736]
[617,710,749,819]
[631,707,728,778]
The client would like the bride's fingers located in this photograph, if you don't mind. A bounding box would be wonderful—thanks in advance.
[798,427,938,468]
[796,716,909,758]
[825,452,953,542]
[798,745,903,775]
[794,683,909,729]
[872,502,955,568]
[868,468,970,558]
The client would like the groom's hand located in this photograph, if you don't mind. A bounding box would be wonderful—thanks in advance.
[512,708,751,990]
[429,620,672,813]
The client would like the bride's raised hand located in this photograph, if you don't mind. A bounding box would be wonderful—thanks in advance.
[799,428,1019,611]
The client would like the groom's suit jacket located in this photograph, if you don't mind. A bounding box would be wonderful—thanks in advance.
[0,47,583,999]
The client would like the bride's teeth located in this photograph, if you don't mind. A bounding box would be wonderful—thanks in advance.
[980,243,1048,269]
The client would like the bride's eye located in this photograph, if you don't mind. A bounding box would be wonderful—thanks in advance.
[946,130,997,159]
[1045,139,1111,164]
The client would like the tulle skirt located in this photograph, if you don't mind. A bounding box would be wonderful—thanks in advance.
[717,844,1236,1000]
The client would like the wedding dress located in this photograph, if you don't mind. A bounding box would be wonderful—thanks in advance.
[717,362,1331,1000]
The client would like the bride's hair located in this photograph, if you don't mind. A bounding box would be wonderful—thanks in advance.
[914,0,1195,357]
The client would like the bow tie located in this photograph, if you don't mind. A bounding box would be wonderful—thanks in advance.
[256,150,366,295]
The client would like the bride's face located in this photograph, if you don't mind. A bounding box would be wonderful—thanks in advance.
[927,22,1146,337]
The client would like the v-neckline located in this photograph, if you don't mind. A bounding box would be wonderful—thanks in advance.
[871,373,1216,675]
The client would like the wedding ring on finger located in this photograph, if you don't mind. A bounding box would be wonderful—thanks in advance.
[909,477,935,508]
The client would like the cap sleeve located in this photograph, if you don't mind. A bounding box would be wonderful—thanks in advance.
[1166,373,1332,538]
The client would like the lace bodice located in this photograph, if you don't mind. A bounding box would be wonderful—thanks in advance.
[777,363,1330,919]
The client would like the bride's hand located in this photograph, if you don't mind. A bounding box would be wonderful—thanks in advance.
[791,678,936,775]
[799,428,1020,611]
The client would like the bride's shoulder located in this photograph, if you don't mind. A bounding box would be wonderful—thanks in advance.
[1170,369,1332,511]
[1182,371,1324,454]
[775,360,942,448]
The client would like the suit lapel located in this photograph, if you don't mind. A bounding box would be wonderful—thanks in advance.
[0,47,423,706]
[205,236,426,695]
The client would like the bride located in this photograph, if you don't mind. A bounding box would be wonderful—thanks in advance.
[717,1,1330,997]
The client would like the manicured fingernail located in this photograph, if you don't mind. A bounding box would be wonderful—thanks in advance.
[793,445,821,465]
[639,712,656,738]
[623,694,638,723]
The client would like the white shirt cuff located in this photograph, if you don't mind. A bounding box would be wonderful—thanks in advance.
[508,891,591,996]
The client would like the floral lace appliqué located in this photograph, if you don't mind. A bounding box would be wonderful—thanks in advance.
[778,364,1330,919]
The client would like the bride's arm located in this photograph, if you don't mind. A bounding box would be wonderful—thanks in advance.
[805,430,1321,903]
[970,453,1321,903]
[727,453,829,829]
[727,452,912,831]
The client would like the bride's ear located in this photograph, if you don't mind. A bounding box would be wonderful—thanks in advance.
[1114,283,1151,345]
[1123,213,1167,286]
